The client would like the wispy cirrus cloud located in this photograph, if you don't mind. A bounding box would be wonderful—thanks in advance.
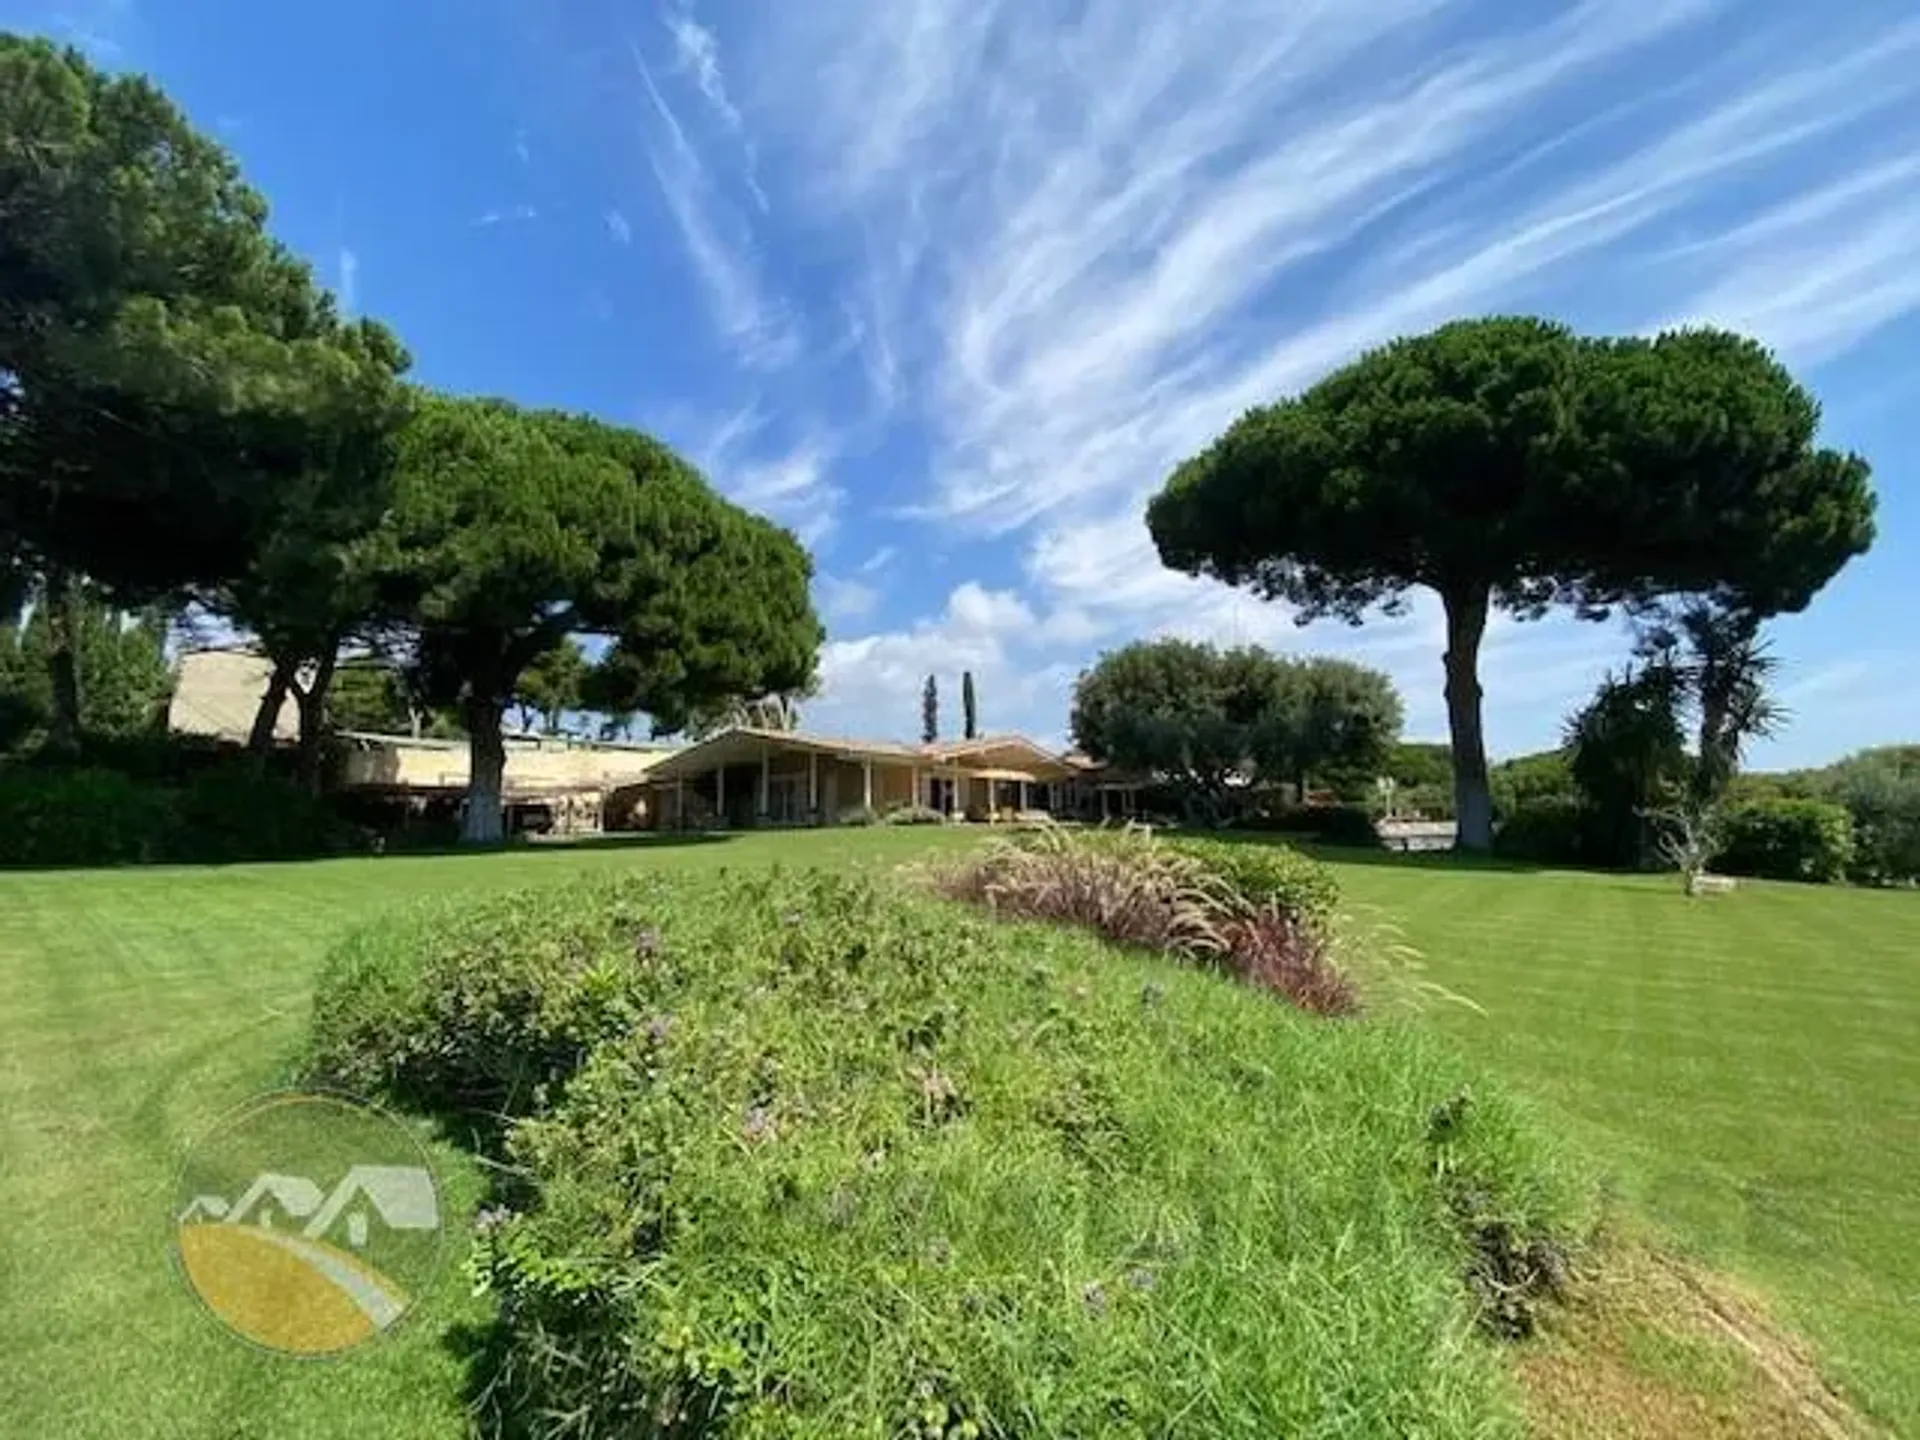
[525,0,1917,755]
[337,248,359,317]
[655,400,846,549]
[473,204,539,228]
[627,33,795,368]
[816,573,880,622]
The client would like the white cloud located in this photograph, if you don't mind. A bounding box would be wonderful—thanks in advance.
[665,8,742,133]
[337,248,359,317]
[46,0,137,58]
[630,39,797,367]
[808,582,1073,744]
[472,205,538,228]
[946,581,1034,637]
[816,574,879,622]
[604,208,633,245]
[857,545,897,575]
[521,2,1919,757]
[666,407,847,548]
[1655,155,1920,363]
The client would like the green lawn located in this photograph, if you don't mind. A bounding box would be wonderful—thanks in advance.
[1,832,1914,1435]
[0,830,974,1439]
[1320,852,1920,1434]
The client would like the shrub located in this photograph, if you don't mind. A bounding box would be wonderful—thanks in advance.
[1819,755,1920,884]
[835,804,878,826]
[1391,782,1455,820]
[938,824,1222,956]
[1715,797,1855,883]
[935,825,1357,1015]
[401,869,1591,1439]
[1487,750,1574,820]
[881,803,946,826]
[170,769,357,862]
[1492,796,1586,865]
[304,878,679,1131]
[1234,801,1379,847]
[1216,903,1359,1016]
[1163,835,1340,930]
[0,765,175,866]
[0,758,361,868]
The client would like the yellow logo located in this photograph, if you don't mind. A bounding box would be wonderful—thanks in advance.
[172,1092,443,1356]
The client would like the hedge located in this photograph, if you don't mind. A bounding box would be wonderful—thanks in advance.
[1715,797,1855,884]
[0,762,359,868]
[1492,796,1586,865]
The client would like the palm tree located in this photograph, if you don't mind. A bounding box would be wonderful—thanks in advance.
[1640,600,1787,806]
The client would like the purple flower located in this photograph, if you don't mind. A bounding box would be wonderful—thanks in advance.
[1081,1281,1108,1315]
[633,927,663,960]
[743,1104,775,1143]
[645,1014,674,1046]
[1127,1267,1155,1292]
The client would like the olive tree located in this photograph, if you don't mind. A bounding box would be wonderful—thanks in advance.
[1149,318,1874,850]
[1069,638,1401,821]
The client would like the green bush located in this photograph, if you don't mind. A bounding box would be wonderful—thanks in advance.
[1716,797,1855,884]
[1392,782,1456,820]
[0,766,175,866]
[882,803,947,826]
[1492,796,1586,865]
[1818,753,1920,884]
[0,760,359,867]
[1164,835,1340,929]
[171,769,358,862]
[347,869,1593,1438]
[835,804,878,826]
[941,825,1359,1014]
[1488,751,1574,821]
[1235,801,1379,847]
[304,877,678,1128]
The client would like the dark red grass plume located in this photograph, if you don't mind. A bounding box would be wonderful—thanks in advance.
[930,826,1359,1017]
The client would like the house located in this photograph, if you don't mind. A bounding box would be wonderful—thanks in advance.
[168,647,679,834]
[333,730,677,834]
[167,647,299,744]
[640,727,1143,828]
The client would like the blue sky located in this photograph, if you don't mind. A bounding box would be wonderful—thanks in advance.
[11,0,1919,765]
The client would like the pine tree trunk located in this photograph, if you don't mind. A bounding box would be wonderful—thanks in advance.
[43,567,82,753]
[292,646,338,792]
[1442,585,1494,852]
[248,660,294,755]
[462,695,508,844]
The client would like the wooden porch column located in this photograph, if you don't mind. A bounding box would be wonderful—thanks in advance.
[676,777,684,830]
[911,765,921,809]
[716,763,726,823]
[759,746,771,822]
[861,758,873,810]
[1018,779,1029,813]
[808,752,819,824]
